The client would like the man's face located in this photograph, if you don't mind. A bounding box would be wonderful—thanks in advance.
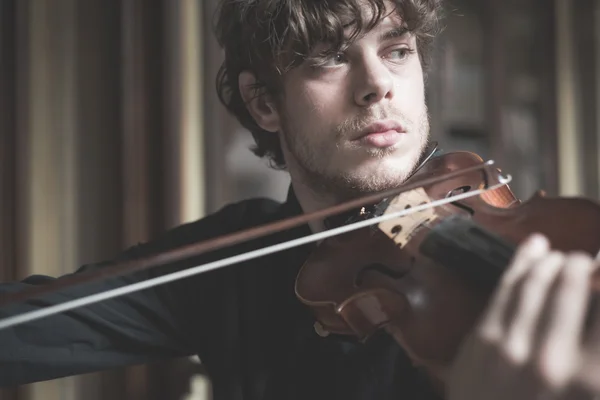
[276,10,430,198]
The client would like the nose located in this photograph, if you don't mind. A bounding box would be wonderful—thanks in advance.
[354,55,394,107]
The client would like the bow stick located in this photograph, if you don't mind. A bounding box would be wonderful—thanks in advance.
[0,160,511,330]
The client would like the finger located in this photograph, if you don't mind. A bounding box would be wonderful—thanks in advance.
[593,249,600,272]
[583,293,600,346]
[502,251,565,364]
[478,233,550,342]
[503,234,552,284]
[537,252,594,389]
[574,292,600,396]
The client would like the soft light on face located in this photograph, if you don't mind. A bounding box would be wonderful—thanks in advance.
[276,8,430,199]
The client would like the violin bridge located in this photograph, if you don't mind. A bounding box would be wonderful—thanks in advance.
[378,188,438,248]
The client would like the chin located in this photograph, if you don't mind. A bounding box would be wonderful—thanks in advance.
[334,162,413,194]
[294,146,424,198]
[356,155,417,182]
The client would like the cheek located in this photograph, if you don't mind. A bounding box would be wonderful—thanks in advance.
[304,83,345,116]
[394,67,426,114]
[287,74,348,116]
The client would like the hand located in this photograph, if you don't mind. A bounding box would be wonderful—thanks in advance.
[561,292,600,399]
[446,233,597,400]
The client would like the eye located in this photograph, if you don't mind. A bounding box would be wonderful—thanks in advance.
[321,52,347,67]
[387,47,414,61]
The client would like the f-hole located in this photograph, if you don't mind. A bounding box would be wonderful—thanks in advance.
[446,185,475,215]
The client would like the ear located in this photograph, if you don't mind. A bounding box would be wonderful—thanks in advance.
[238,71,281,133]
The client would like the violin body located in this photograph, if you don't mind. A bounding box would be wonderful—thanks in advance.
[295,151,600,382]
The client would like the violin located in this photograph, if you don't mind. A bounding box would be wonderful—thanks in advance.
[1,150,600,393]
[295,151,600,389]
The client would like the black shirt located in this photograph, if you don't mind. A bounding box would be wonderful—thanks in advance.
[0,187,442,400]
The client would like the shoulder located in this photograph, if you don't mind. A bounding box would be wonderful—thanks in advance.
[120,196,286,260]
[179,196,284,239]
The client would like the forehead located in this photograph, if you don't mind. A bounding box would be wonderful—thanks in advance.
[339,2,408,42]
[347,0,402,23]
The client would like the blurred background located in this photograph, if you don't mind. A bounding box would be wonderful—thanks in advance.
[0,0,598,399]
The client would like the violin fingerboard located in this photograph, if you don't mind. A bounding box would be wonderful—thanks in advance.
[419,215,516,287]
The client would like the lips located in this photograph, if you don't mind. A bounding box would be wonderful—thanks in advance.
[354,120,406,140]
[352,120,407,148]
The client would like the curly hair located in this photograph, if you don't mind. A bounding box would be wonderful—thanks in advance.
[214,0,444,169]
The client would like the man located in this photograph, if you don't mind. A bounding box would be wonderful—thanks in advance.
[0,0,598,399]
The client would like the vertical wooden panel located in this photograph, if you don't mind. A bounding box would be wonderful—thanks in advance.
[0,2,18,399]
[572,0,599,197]
[0,0,17,281]
[74,0,123,262]
[158,0,210,398]
[480,0,559,198]
[1,0,209,398]
[178,0,205,223]
[16,1,80,400]
[73,1,126,399]
[122,0,158,246]
[597,0,600,195]
[202,0,238,212]
[536,0,559,196]
[120,0,168,399]
[556,0,584,196]
[10,0,127,399]
[164,0,206,227]
[482,0,507,170]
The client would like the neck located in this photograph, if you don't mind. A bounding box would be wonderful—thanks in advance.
[289,166,378,234]
[289,176,336,233]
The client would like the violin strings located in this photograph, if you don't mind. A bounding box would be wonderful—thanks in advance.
[0,176,512,331]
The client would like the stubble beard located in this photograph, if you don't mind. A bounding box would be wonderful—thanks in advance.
[280,108,431,203]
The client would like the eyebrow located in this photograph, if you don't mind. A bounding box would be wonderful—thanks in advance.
[378,26,411,42]
[313,25,411,56]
